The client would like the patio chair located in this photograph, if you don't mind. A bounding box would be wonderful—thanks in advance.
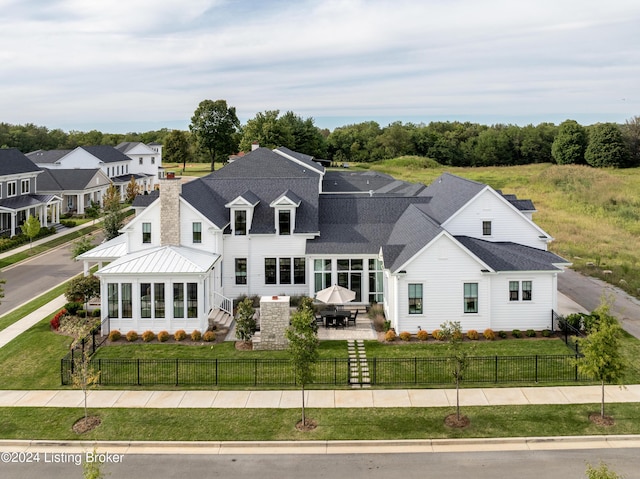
[347,310,358,328]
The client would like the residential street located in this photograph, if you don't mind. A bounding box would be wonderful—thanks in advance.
[0,230,103,316]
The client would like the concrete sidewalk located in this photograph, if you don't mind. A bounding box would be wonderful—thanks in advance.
[2,384,640,409]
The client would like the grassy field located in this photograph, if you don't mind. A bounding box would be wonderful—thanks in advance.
[1,403,639,441]
[362,158,640,299]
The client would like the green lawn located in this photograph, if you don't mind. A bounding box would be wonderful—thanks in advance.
[0,403,639,441]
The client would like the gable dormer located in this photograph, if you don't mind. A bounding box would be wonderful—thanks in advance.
[270,190,301,235]
[225,190,260,235]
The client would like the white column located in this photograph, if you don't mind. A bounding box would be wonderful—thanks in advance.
[10,212,16,237]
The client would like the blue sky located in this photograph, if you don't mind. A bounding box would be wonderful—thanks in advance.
[1,0,639,133]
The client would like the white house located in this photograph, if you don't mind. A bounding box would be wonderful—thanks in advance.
[79,146,568,335]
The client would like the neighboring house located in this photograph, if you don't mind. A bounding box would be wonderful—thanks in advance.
[115,141,162,189]
[79,146,568,335]
[0,148,62,236]
[37,168,111,215]
[27,144,157,201]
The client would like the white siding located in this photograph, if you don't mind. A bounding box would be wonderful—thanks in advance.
[444,189,548,250]
[394,234,490,334]
[126,202,162,253]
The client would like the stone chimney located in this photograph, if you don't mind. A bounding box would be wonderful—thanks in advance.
[159,178,181,245]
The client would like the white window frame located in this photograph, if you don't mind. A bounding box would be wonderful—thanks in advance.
[21,179,30,194]
[7,181,17,197]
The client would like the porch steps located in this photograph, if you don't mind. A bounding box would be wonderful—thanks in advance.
[208,308,233,331]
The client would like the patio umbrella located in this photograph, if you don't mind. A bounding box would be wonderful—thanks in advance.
[315,284,356,305]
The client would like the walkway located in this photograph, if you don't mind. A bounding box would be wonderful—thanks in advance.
[2,384,640,409]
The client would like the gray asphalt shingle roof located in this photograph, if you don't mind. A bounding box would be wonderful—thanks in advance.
[0,148,42,176]
[26,149,72,164]
[420,172,486,224]
[455,236,568,272]
[37,169,106,191]
[81,145,132,164]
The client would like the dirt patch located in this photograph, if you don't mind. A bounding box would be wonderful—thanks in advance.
[73,415,102,434]
[296,418,318,431]
[444,413,470,429]
[589,412,615,427]
[235,340,253,351]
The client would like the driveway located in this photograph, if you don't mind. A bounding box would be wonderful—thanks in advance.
[558,268,640,339]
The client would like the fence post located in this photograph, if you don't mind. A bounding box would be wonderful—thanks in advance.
[575,354,579,381]
[535,355,538,383]
[254,359,258,386]
[414,357,417,385]
[372,357,376,385]
[176,358,179,386]
[334,358,337,385]
[99,359,102,385]
[215,359,218,386]
[494,356,498,383]
[137,358,141,386]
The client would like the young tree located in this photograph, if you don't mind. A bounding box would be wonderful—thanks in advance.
[20,214,41,249]
[285,306,319,429]
[84,201,101,224]
[71,236,95,260]
[164,129,192,173]
[102,184,124,240]
[235,297,257,342]
[189,99,240,171]
[125,176,139,203]
[577,300,627,420]
[65,274,101,311]
[71,346,101,426]
[441,320,473,423]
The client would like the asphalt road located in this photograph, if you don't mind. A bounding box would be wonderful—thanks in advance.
[0,231,104,316]
[2,449,638,479]
[558,268,640,338]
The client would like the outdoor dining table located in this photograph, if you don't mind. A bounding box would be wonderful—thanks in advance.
[320,309,351,328]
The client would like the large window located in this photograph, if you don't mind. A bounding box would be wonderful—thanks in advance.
[314,259,332,292]
[464,283,478,313]
[337,259,362,302]
[279,258,291,284]
[368,259,384,303]
[265,258,277,284]
[154,283,165,318]
[141,283,152,318]
[234,210,247,235]
[142,222,151,243]
[107,283,119,317]
[510,281,532,301]
[278,210,291,235]
[235,258,247,285]
[408,284,423,314]
[121,283,132,318]
[173,283,184,318]
[192,222,202,243]
[294,258,306,285]
[265,257,305,285]
[187,283,198,318]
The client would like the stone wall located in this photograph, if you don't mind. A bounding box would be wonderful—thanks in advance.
[253,296,290,350]
[159,178,181,246]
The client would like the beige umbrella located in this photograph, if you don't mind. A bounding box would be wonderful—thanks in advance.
[315,285,356,305]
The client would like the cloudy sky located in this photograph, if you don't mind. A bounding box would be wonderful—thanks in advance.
[1,0,639,133]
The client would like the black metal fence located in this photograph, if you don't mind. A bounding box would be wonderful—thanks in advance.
[61,354,587,387]
[61,316,109,376]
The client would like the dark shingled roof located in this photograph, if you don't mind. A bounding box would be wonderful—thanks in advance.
[0,148,43,176]
[26,149,72,164]
[37,169,107,191]
[455,236,568,272]
[420,172,486,224]
[322,170,427,195]
[274,146,324,174]
[81,145,132,164]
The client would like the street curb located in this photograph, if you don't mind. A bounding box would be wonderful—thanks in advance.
[1,435,640,454]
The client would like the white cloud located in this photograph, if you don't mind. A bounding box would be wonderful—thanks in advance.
[1,0,639,131]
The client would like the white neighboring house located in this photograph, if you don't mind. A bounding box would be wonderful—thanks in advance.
[115,141,162,190]
[36,168,111,215]
[79,146,569,335]
[27,144,157,201]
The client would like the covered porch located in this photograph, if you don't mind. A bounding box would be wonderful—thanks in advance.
[0,194,62,237]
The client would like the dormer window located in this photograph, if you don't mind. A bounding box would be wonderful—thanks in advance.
[234,210,247,235]
[278,210,291,235]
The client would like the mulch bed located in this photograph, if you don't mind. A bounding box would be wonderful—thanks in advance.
[73,415,102,434]
[296,418,318,431]
[589,412,615,426]
[444,413,471,428]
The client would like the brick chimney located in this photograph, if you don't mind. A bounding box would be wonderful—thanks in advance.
[159,178,181,245]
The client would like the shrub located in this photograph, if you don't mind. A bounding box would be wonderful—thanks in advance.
[141,330,155,342]
[174,329,187,341]
[526,329,536,337]
[432,329,444,341]
[157,330,169,342]
[92,309,101,317]
[384,329,397,341]
[108,330,121,341]
[541,329,552,337]
[467,329,479,340]
[203,331,216,342]
[498,330,508,339]
[191,330,202,341]
[50,316,60,330]
[77,309,86,318]
[452,329,463,341]
[399,331,412,341]
[126,330,138,342]
[416,329,429,341]
[65,301,83,315]
[512,329,522,338]
[383,319,391,332]
[483,328,495,340]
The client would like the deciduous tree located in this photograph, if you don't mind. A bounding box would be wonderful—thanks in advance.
[164,129,192,172]
[102,184,123,240]
[235,297,257,342]
[189,99,240,171]
[551,119,588,164]
[20,214,40,249]
[585,122,631,168]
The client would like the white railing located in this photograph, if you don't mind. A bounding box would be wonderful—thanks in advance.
[212,291,233,316]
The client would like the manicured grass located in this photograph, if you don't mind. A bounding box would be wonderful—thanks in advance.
[162,162,216,177]
[0,282,69,333]
[0,403,639,441]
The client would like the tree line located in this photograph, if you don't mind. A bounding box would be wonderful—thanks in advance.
[2,102,639,169]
